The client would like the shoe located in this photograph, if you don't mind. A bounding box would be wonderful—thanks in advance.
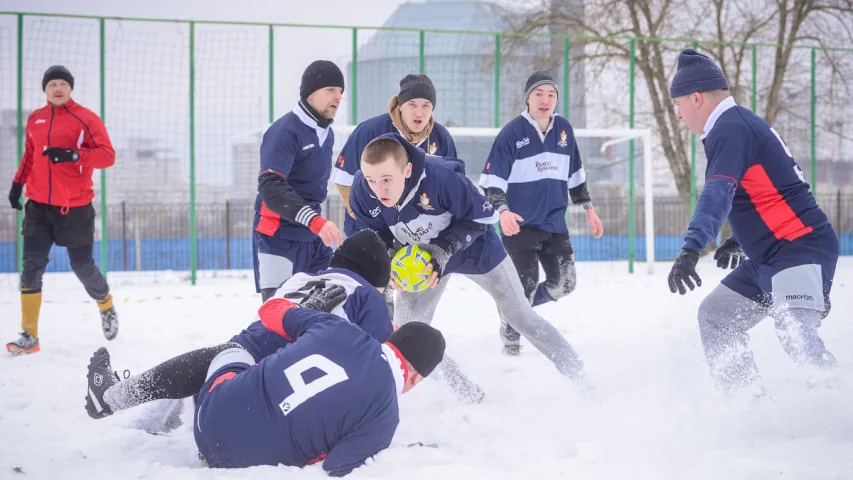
[456,383,486,404]
[6,332,40,355]
[499,316,522,356]
[100,307,119,341]
[85,347,128,419]
[501,344,522,356]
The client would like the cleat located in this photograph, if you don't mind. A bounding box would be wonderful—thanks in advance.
[86,347,121,419]
[6,332,40,355]
[100,307,119,341]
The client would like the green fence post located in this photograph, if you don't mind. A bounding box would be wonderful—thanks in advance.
[99,17,108,276]
[810,47,816,194]
[269,25,274,123]
[419,30,425,74]
[189,21,197,285]
[494,34,500,128]
[563,37,570,120]
[628,38,636,274]
[351,28,358,125]
[690,41,698,215]
[751,44,757,112]
[16,13,23,278]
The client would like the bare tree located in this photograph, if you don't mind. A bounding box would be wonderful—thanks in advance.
[501,0,853,207]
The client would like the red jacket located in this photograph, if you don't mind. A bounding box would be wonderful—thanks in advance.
[13,99,115,209]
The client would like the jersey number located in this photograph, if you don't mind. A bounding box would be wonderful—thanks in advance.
[769,126,805,182]
[279,354,348,416]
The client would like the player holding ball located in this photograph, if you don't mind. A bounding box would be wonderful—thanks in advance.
[349,133,590,402]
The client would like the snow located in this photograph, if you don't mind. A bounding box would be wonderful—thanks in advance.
[2,258,853,480]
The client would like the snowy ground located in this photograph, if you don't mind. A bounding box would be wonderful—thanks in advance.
[2,258,852,480]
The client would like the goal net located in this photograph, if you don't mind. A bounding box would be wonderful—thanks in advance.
[229,124,657,274]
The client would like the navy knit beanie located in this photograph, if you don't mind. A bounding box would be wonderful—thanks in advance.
[669,48,728,98]
[524,70,558,101]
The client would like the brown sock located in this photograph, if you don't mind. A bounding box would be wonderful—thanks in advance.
[21,290,42,339]
[97,294,114,313]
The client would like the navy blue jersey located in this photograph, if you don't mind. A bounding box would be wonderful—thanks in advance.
[478,112,590,234]
[195,303,406,476]
[349,133,505,276]
[254,105,335,242]
[332,113,458,187]
[332,113,458,236]
[232,268,394,361]
[682,97,830,263]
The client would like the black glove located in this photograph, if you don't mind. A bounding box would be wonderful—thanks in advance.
[42,147,80,164]
[668,249,701,295]
[420,243,452,280]
[8,182,22,210]
[300,284,347,313]
[714,237,744,270]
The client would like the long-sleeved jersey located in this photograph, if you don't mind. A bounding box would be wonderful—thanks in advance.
[478,111,590,234]
[349,133,504,276]
[195,303,406,476]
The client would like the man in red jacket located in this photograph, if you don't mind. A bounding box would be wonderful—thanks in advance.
[6,65,118,355]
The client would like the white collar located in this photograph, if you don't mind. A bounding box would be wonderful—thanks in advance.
[292,103,331,144]
[521,109,555,142]
[700,96,737,140]
[381,343,407,396]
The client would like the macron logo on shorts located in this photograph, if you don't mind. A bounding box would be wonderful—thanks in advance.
[785,294,814,302]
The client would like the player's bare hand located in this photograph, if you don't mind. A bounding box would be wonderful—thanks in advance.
[317,221,343,248]
[499,210,524,236]
[586,209,604,238]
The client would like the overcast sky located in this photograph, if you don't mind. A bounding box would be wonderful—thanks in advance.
[2,0,412,28]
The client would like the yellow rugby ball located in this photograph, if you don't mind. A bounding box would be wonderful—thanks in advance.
[391,245,433,292]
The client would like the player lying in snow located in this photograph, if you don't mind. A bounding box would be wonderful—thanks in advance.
[349,133,591,402]
[84,230,395,430]
[88,284,446,476]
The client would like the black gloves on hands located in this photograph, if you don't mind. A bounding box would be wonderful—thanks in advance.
[420,243,452,280]
[714,237,744,270]
[43,147,80,164]
[8,182,22,210]
[300,284,347,313]
[668,249,701,295]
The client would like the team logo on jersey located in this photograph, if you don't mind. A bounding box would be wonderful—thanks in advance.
[516,137,530,149]
[302,143,315,151]
[428,142,438,155]
[369,206,382,217]
[35,119,46,124]
[483,201,493,212]
[337,155,345,167]
[558,130,568,147]
[418,193,434,210]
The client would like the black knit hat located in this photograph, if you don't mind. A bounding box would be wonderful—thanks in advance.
[42,65,74,91]
[398,74,436,106]
[300,60,345,101]
[329,229,391,288]
[524,70,558,102]
[387,321,446,377]
[669,48,729,98]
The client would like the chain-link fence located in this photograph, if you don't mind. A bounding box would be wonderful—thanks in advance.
[1,12,851,281]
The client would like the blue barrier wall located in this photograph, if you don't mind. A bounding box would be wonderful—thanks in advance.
[1,234,851,273]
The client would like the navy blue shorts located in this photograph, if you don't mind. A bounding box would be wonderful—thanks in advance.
[722,225,839,315]
[252,232,332,292]
[194,349,263,468]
